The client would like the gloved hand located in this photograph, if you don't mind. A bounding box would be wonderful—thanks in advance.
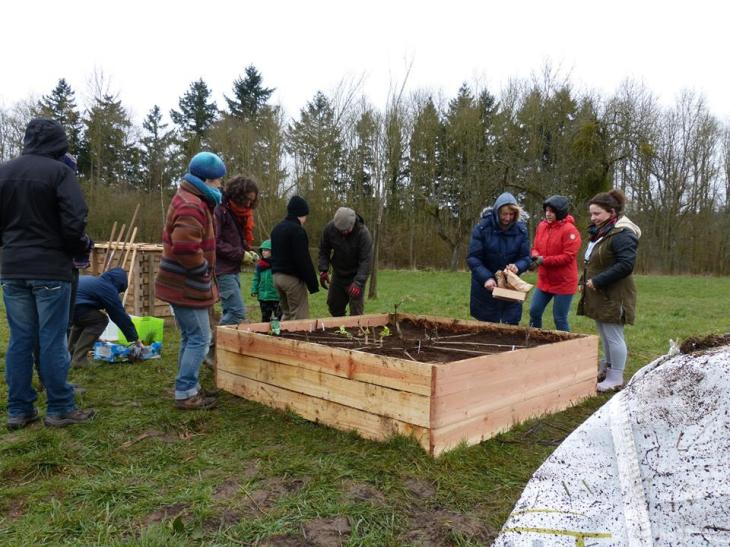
[528,255,543,271]
[73,235,94,270]
[128,341,144,362]
[347,282,362,298]
[319,271,330,289]
[242,250,259,265]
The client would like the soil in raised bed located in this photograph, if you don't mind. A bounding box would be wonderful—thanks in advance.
[276,317,572,363]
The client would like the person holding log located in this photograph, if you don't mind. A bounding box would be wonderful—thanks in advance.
[467,192,531,325]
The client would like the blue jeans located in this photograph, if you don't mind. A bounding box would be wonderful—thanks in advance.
[218,273,245,325]
[2,279,75,417]
[529,288,574,332]
[171,305,211,399]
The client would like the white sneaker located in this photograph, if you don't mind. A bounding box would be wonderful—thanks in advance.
[597,368,624,392]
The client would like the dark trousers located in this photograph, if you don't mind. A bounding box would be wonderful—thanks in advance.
[68,309,109,366]
[259,300,282,322]
[327,274,364,317]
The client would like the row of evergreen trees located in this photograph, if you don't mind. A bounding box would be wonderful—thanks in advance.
[1,65,728,275]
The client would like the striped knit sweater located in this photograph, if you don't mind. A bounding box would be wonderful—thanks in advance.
[155,181,218,308]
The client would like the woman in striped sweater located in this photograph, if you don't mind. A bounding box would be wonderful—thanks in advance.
[155,152,225,410]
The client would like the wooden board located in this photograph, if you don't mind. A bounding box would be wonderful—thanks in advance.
[216,313,598,456]
[492,287,527,302]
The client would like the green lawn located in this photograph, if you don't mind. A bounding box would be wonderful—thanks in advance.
[1,271,728,545]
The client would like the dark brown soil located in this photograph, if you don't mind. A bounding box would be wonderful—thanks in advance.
[302,516,351,546]
[680,333,730,354]
[401,508,495,546]
[278,317,568,363]
[142,502,188,526]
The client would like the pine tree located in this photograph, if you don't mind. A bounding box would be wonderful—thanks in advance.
[80,93,135,186]
[37,78,83,155]
[140,105,177,193]
[225,65,275,121]
[170,78,218,157]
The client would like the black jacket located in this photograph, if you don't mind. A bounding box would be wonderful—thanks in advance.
[0,119,89,281]
[271,215,319,294]
[318,215,373,286]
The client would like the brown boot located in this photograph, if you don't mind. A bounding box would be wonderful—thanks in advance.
[175,392,217,410]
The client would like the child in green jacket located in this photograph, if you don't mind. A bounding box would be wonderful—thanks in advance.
[251,240,282,322]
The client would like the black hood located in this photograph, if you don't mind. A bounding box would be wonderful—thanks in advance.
[543,195,570,220]
[22,118,68,159]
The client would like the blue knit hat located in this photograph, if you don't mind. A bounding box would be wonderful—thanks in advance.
[188,152,226,180]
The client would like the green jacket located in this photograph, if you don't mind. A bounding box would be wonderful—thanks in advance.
[577,216,641,325]
[251,261,279,302]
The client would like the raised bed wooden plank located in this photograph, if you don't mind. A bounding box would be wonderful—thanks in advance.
[429,377,595,455]
[218,349,431,427]
[230,313,391,334]
[217,369,430,450]
[216,328,434,396]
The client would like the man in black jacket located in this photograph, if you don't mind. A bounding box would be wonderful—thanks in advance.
[0,118,95,430]
[270,196,319,320]
[318,207,373,316]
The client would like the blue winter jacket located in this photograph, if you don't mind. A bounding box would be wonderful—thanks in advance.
[74,267,138,341]
[466,192,531,323]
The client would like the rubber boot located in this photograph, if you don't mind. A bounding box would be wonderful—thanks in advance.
[597,368,624,392]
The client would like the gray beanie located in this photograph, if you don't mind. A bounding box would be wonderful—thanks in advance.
[333,207,356,231]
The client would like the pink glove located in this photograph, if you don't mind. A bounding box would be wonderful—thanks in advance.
[347,283,362,298]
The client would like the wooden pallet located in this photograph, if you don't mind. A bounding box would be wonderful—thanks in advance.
[83,242,171,318]
[216,313,598,456]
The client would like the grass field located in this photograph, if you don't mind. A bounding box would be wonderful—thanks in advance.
[1,271,729,545]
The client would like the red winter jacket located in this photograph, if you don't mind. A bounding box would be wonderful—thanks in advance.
[531,215,581,295]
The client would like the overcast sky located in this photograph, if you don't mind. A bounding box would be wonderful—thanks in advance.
[2,0,728,125]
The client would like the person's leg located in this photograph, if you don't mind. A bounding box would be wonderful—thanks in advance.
[70,310,108,366]
[2,280,40,420]
[277,274,309,320]
[31,280,77,417]
[595,321,613,368]
[596,321,627,391]
[551,294,574,332]
[327,276,349,317]
[260,301,272,322]
[349,290,365,316]
[218,274,245,325]
[273,274,291,320]
[171,305,212,401]
[528,288,552,329]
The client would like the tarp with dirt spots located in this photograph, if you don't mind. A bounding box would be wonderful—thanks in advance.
[494,338,730,546]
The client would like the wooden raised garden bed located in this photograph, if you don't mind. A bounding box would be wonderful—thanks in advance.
[216,313,598,456]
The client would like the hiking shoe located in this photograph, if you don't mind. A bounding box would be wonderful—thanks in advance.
[175,393,217,410]
[7,409,40,431]
[44,408,96,427]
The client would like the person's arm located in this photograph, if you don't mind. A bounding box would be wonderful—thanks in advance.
[215,208,245,263]
[592,231,638,288]
[542,226,581,267]
[466,225,494,285]
[170,203,208,271]
[56,169,90,256]
[293,228,319,293]
[100,288,138,342]
[354,227,373,287]
[317,225,332,273]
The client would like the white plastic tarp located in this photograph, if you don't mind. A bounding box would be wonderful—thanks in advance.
[494,344,730,546]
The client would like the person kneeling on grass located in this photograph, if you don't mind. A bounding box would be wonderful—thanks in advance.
[69,267,142,367]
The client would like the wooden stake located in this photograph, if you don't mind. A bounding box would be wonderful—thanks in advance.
[103,221,118,272]
[121,227,138,270]
[121,247,138,308]
[104,223,126,271]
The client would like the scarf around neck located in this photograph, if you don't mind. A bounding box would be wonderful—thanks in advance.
[182,173,222,206]
[587,213,618,242]
[228,199,252,221]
